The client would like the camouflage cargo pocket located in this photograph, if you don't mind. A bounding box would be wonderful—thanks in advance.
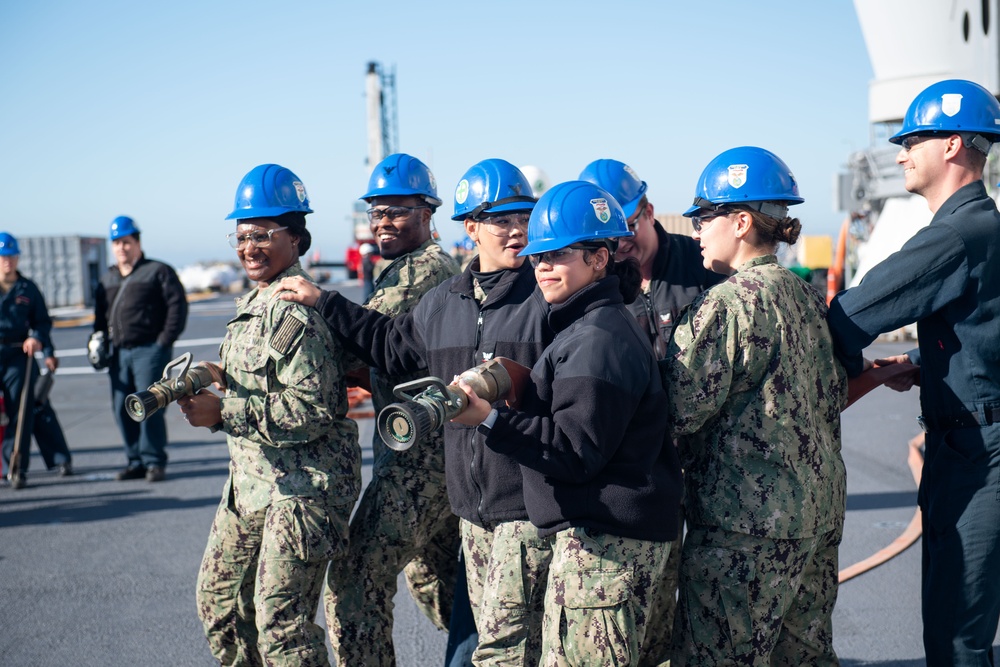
[266,498,349,564]
[680,545,755,656]
[549,568,634,666]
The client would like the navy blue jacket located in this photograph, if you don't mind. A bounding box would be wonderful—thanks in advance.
[485,277,683,541]
[315,258,553,528]
[828,180,1000,423]
[0,273,53,357]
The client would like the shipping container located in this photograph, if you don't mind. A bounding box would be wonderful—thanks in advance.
[18,235,107,308]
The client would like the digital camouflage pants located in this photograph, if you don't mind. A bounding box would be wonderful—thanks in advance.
[638,505,684,667]
[325,465,459,667]
[462,519,553,667]
[196,494,351,667]
[541,527,669,667]
[671,524,842,667]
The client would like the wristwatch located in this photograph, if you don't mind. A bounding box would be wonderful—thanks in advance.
[477,409,499,436]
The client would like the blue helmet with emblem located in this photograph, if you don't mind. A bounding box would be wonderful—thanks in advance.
[0,232,20,256]
[109,216,141,241]
[452,159,537,221]
[683,146,804,218]
[226,164,313,221]
[578,159,648,219]
[519,180,632,256]
[361,153,442,208]
[891,79,1000,153]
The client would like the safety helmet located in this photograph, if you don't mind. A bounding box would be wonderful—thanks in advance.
[109,216,140,241]
[0,232,20,256]
[226,164,313,221]
[683,146,804,218]
[578,159,648,218]
[452,159,536,221]
[519,180,632,256]
[890,79,1000,151]
[360,153,442,208]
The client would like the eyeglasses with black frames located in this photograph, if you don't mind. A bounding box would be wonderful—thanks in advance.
[367,205,430,223]
[690,210,731,233]
[528,245,591,268]
[227,226,288,250]
[899,132,950,153]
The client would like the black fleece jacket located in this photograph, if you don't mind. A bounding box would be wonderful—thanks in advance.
[628,222,725,358]
[315,258,553,528]
[485,277,683,541]
[94,255,188,349]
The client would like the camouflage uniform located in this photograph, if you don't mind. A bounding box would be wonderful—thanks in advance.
[461,518,552,666]
[541,528,669,667]
[664,255,847,666]
[196,263,360,667]
[325,241,460,667]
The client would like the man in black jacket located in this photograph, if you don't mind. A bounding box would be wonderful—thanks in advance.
[93,216,187,482]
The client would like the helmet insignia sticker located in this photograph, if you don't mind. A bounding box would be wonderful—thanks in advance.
[384,165,397,175]
[590,198,611,223]
[728,164,748,189]
[455,179,469,204]
[293,181,306,202]
[508,183,523,196]
[941,94,963,117]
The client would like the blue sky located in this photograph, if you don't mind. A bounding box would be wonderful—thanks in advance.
[1,1,873,269]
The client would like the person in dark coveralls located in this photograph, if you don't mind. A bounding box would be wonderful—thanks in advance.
[0,231,57,490]
[179,163,360,667]
[93,216,187,482]
[665,147,847,666]
[452,180,683,665]
[579,159,724,665]
[32,364,73,477]
[322,152,462,667]
[827,78,1000,667]
[278,159,557,666]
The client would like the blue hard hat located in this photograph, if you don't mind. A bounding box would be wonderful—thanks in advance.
[226,164,313,221]
[578,159,648,218]
[452,159,536,221]
[0,232,20,256]
[891,79,1000,146]
[109,215,141,241]
[683,146,804,218]
[361,153,442,208]
[520,180,632,256]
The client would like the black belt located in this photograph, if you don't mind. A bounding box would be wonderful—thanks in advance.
[0,337,26,346]
[918,407,1000,432]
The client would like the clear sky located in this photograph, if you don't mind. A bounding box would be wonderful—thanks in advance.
[0,1,874,269]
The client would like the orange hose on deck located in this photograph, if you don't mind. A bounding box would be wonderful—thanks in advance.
[827,215,850,305]
[839,433,924,583]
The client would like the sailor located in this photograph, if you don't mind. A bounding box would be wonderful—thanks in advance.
[665,147,848,665]
[452,179,683,664]
[0,231,56,490]
[827,78,1000,667]
[180,163,360,666]
[322,153,463,667]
